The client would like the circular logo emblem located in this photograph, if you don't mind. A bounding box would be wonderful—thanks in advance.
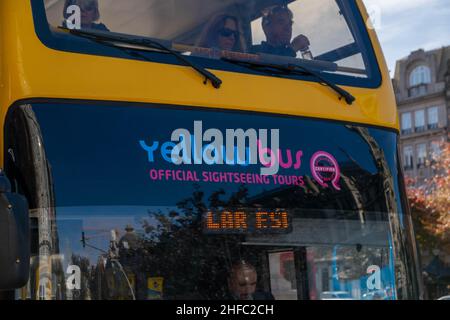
[310,151,341,190]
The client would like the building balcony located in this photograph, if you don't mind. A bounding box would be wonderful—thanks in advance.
[415,126,426,133]
[417,162,427,169]
[408,84,428,98]
[401,128,413,135]
[399,126,447,141]
[396,82,446,104]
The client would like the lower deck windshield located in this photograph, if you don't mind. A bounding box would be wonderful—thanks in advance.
[6,103,416,300]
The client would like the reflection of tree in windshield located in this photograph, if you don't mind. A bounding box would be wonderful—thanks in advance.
[69,254,90,300]
[334,246,387,281]
[139,184,254,300]
[81,145,396,300]
[7,102,416,299]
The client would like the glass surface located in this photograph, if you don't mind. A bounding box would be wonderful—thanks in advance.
[409,66,431,87]
[41,0,376,79]
[415,110,425,130]
[403,146,414,169]
[7,103,420,300]
[416,144,427,166]
[401,113,413,135]
[427,107,438,126]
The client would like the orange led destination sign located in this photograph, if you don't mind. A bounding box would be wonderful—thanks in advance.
[204,210,292,234]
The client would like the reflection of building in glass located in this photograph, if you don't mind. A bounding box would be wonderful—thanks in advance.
[246,125,420,300]
[5,105,64,300]
[5,101,423,300]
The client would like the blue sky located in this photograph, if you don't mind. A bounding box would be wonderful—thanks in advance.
[363,0,450,76]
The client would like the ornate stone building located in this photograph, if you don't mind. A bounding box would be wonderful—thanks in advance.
[393,46,450,184]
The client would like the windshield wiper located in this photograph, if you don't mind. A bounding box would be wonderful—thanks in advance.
[222,57,355,105]
[61,27,222,89]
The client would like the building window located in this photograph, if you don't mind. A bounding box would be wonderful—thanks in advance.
[427,107,439,129]
[408,65,431,97]
[415,110,425,132]
[430,140,442,163]
[401,113,412,135]
[416,143,427,168]
[403,146,414,170]
[409,65,431,87]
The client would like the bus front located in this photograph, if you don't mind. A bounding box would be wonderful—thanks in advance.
[1,0,422,300]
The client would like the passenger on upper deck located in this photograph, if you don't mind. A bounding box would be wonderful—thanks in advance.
[197,14,246,52]
[63,0,110,32]
[251,5,310,58]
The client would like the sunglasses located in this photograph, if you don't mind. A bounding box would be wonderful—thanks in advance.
[219,28,239,38]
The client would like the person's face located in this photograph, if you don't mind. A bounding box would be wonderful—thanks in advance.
[265,11,293,46]
[228,267,257,300]
[76,0,97,26]
[217,18,238,51]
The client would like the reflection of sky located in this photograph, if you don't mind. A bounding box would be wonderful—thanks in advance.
[252,0,353,56]
[250,0,366,70]
[56,206,166,267]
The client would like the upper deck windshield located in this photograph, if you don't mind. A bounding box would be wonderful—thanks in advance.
[38,0,380,85]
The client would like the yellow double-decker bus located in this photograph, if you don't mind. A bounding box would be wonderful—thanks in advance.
[0,0,423,300]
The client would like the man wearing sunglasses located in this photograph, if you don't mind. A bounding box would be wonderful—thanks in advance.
[63,0,110,32]
[252,5,310,57]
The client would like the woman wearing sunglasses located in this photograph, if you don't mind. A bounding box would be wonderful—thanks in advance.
[197,14,246,53]
[63,0,110,32]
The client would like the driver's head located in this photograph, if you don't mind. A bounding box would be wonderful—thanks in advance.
[64,0,100,27]
[228,261,257,300]
[262,5,294,47]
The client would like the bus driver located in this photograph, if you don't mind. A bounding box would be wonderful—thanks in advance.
[227,261,275,300]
